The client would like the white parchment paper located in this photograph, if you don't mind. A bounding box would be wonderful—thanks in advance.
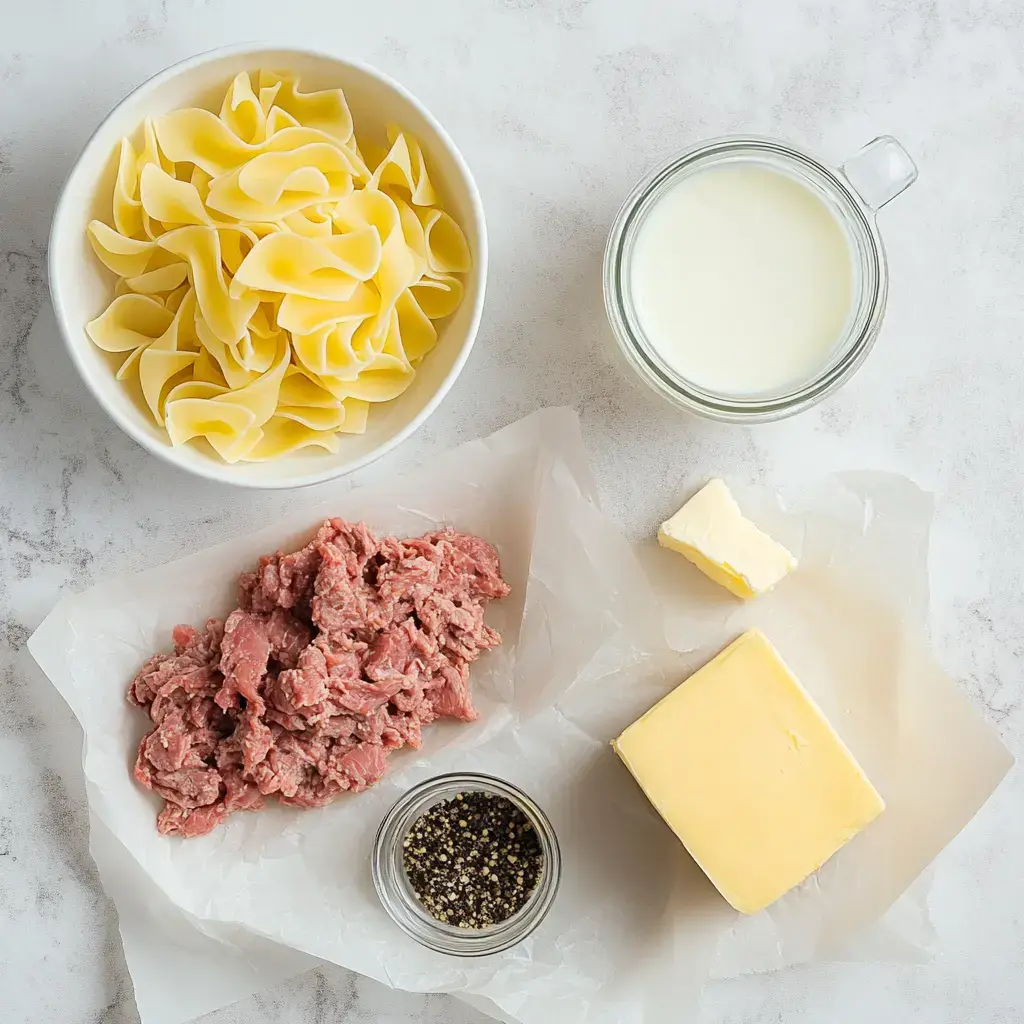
[28,409,1013,1024]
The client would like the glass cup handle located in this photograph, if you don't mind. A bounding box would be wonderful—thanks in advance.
[840,136,918,212]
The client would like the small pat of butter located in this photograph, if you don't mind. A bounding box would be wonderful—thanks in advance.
[657,478,796,598]
[612,629,885,915]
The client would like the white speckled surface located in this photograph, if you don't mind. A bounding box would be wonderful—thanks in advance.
[2,2,1022,1022]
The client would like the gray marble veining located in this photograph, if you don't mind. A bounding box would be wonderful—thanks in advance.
[2,1,1022,1022]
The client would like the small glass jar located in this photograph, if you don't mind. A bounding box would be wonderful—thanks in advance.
[603,135,918,422]
[372,772,561,956]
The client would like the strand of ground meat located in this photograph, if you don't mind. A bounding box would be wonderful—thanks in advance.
[128,521,510,838]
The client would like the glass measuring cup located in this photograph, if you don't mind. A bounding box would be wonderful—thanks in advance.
[603,136,918,422]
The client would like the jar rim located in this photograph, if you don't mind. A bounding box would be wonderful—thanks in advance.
[603,135,890,423]
[372,772,562,956]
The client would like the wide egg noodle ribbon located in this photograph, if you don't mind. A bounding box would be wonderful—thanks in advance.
[86,293,174,353]
[139,164,212,227]
[257,69,355,145]
[87,221,156,278]
[139,289,201,423]
[219,71,267,145]
[157,225,259,344]
[231,230,381,301]
[164,335,289,462]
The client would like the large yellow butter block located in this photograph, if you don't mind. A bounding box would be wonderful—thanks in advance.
[657,478,796,599]
[613,629,884,914]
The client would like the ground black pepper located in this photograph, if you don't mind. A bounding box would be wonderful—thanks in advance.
[402,791,544,929]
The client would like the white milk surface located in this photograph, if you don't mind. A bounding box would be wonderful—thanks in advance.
[629,163,854,396]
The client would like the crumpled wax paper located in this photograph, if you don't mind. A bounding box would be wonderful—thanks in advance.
[28,408,1013,1024]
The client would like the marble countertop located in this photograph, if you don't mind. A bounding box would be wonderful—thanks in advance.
[3,1,1022,1021]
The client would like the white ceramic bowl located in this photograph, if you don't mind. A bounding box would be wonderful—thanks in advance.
[49,45,487,488]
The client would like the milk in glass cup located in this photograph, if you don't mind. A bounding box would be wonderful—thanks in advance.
[603,136,917,422]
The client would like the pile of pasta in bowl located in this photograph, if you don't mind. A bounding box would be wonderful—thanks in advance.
[85,70,471,463]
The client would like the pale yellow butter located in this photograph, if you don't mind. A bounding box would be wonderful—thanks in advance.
[657,478,796,598]
[613,629,885,915]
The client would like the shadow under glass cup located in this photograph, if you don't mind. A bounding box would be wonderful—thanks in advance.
[603,135,917,422]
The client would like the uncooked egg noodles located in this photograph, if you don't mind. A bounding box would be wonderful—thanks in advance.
[85,70,471,462]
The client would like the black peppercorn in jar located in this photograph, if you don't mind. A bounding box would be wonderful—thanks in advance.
[373,773,561,956]
[403,791,544,928]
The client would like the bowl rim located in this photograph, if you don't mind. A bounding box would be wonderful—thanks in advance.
[48,43,488,490]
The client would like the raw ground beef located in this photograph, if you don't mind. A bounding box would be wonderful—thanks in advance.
[129,521,510,838]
